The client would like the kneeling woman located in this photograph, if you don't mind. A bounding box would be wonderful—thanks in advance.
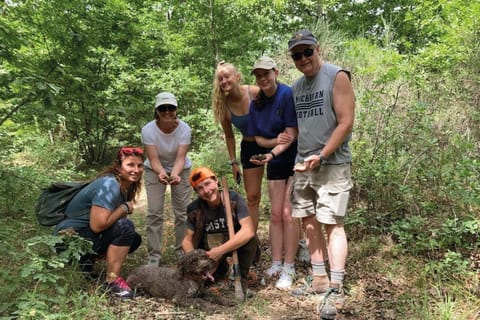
[55,146,144,299]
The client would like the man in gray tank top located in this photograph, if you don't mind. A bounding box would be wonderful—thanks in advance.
[288,30,355,320]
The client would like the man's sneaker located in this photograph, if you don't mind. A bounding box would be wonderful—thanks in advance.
[317,284,346,320]
[104,276,134,299]
[265,264,282,278]
[275,270,295,290]
[312,275,330,293]
[297,239,311,263]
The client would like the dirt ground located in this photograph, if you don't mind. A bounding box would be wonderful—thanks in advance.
[97,189,388,320]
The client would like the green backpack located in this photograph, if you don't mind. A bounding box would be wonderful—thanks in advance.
[35,181,89,226]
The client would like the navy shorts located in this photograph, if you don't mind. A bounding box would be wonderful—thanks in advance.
[267,161,294,180]
[240,140,269,170]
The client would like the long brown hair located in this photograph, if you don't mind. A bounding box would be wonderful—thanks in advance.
[97,147,144,202]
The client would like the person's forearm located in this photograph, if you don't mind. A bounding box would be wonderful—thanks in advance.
[218,228,254,255]
[170,158,186,177]
[255,136,276,149]
[225,136,237,161]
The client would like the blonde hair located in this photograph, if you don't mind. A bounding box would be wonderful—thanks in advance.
[211,61,243,123]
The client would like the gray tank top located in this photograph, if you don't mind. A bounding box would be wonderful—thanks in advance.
[291,62,352,164]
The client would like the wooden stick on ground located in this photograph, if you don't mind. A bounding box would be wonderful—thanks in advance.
[221,176,245,301]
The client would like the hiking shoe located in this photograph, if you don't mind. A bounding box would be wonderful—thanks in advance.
[312,275,330,293]
[317,285,346,320]
[275,270,295,290]
[103,276,134,299]
[265,264,282,278]
[297,239,311,263]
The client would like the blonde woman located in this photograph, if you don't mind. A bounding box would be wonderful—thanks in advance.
[212,62,263,232]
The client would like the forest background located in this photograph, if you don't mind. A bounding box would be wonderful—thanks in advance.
[0,0,479,319]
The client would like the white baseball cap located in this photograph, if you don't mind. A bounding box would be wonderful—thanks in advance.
[155,92,178,109]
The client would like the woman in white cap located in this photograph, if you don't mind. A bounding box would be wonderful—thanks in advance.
[247,56,300,290]
[141,92,192,266]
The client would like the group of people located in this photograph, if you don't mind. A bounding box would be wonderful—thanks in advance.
[54,29,355,319]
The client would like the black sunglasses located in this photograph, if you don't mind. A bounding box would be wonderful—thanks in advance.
[156,105,177,112]
[291,48,315,61]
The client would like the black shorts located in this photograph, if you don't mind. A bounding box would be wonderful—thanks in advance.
[267,161,294,180]
[77,218,141,255]
[240,140,269,170]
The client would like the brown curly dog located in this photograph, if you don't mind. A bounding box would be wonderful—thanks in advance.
[127,249,234,310]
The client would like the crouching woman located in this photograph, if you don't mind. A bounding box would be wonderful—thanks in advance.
[55,146,144,299]
[182,167,257,297]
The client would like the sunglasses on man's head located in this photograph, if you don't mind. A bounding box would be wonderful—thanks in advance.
[291,47,315,61]
[120,147,144,155]
[156,105,177,112]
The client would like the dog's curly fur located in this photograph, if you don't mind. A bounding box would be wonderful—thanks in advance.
[127,249,233,310]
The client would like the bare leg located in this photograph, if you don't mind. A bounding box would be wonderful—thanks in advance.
[325,224,347,275]
[243,166,264,231]
[268,178,299,265]
[302,216,328,263]
[105,244,130,282]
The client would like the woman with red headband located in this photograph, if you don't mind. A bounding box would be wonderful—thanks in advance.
[55,146,144,299]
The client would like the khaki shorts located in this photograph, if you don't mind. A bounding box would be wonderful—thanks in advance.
[291,164,353,225]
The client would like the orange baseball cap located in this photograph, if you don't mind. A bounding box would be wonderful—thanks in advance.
[189,167,216,189]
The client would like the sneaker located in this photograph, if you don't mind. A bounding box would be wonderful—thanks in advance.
[275,270,295,290]
[265,264,282,278]
[104,276,134,299]
[297,239,310,263]
[317,285,346,320]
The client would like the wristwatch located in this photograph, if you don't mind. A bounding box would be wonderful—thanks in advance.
[319,154,326,162]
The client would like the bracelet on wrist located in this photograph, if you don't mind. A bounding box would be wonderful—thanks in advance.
[229,159,239,166]
[269,151,276,159]
[319,154,326,162]
[121,203,130,214]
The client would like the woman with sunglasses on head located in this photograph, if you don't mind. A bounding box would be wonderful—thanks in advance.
[212,62,264,232]
[141,92,192,266]
[54,146,145,299]
[247,56,300,290]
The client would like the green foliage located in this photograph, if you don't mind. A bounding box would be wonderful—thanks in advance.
[1,0,479,318]
[391,215,480,257]
[2,230,94,318]
[21,233,93,291]
[425,250,473,281]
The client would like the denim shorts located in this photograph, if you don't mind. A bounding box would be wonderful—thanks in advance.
[291,164,353,224]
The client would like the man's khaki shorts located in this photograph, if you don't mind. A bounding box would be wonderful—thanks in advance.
[291,163,353,225]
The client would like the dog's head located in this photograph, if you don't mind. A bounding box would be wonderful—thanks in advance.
[177,249,217,281]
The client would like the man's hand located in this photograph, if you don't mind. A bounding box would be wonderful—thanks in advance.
[294,155,322,172]
[206,246,225,262]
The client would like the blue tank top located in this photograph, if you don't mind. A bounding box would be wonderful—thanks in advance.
[231,113,250,136]
[230,86,253,137]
